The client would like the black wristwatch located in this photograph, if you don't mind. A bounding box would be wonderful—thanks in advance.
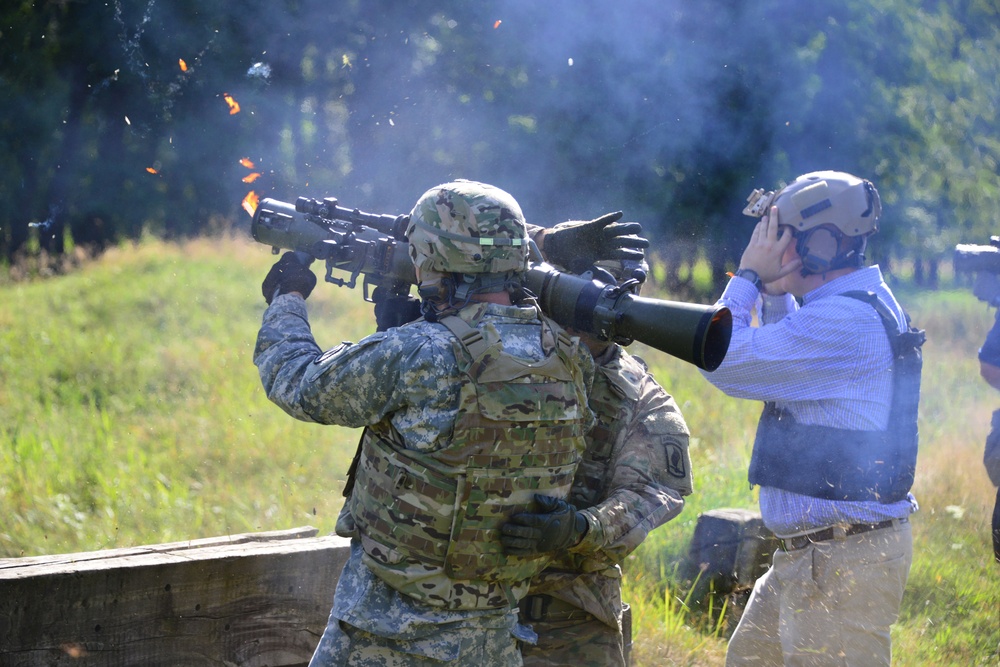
[734,268,763,291]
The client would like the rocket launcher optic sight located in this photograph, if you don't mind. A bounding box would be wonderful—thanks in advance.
[252,196,732,371]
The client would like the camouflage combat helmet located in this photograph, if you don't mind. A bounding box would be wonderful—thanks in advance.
[406,180,529,277]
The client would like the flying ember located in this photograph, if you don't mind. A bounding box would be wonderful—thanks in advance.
[179,58,188,72]
[240,157,255,169]
[242,191,259,216]
[242,172,261,184]
[223,93,240,115]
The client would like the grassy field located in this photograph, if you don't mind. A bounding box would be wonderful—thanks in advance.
[1,236,998,665]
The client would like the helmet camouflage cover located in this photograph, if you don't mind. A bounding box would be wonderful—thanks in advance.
[406,179,529,276]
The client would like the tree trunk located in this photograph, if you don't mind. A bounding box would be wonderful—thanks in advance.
[41,58,91,257]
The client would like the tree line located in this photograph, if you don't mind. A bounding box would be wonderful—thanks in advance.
[2,0,997,294]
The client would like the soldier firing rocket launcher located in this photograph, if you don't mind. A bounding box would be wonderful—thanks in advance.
[251,195,732,371]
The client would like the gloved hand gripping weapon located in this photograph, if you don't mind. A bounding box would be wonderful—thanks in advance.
[252,196,732,371]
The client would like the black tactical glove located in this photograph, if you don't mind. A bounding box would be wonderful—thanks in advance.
[372,286,422,332]
[500,494,588,556]
[543,212,650,273]
[261,251,317,305]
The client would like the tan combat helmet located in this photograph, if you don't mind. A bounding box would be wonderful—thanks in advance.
[744,171,882,274]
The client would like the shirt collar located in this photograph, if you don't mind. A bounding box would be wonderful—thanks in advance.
[801,265,884,305]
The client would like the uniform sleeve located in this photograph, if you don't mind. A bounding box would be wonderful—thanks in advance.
[571,373,691,565]
[254,294,438,428]
[576,344,598,433]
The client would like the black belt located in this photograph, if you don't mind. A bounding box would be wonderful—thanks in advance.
[780,517,906,551]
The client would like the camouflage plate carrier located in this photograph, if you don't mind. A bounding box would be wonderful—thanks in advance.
[348,305,590,610]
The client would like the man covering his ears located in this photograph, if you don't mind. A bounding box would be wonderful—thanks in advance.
[699,171,925,666]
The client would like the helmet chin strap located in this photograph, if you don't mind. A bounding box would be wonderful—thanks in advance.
[453,273,512,300]
[796,227,868,276]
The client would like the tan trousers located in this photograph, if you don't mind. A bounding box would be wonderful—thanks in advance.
[726,519,912,666]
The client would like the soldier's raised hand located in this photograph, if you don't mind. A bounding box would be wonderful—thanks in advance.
[262,251,317,305]
[542,212,649,273]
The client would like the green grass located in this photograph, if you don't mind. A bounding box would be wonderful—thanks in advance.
[2,237,998,665]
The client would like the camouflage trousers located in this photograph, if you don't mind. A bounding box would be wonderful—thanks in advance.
[308,617,524,667]
[519,597,626,667]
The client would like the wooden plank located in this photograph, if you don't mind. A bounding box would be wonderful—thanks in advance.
[0,526,320,572]
[0,529,352,667]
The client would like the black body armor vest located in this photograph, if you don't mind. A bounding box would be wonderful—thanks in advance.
[747,291,925,503]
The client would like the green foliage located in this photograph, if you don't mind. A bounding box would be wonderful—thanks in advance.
[3,239,999,665]
[4,1,1000,292]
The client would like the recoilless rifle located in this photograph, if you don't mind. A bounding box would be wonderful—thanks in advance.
[251,195,732,371]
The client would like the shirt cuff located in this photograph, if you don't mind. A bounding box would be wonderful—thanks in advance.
[721,276,761,310]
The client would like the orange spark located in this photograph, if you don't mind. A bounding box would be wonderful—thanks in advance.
[242,172,261,184]
[239,157,255,169]
[494,20,502,29]
[242,191,259,217]
[146,167,158,174]
[178,58,188,72]
[223,93,240,115]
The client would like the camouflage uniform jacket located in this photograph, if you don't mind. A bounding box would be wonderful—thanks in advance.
[527,344,693,628]
[254,294,596,635]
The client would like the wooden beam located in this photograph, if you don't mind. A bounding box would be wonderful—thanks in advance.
[0,527,351,667]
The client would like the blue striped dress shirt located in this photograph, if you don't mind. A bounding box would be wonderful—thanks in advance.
[701,266,918,536]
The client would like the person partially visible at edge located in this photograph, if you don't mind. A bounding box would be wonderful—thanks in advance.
[500,240,694,667]
[975,272,1000,562]
[254,179,601,666]
[698,171,924,666]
